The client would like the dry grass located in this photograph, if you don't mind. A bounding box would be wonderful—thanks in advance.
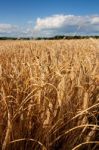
[0,39,99,150]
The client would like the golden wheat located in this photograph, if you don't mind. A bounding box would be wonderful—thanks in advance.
[0,39,99,150]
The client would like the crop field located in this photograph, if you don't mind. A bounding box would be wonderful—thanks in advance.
[0,39,99,150]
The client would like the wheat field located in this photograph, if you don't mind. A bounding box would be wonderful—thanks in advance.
[0,39,99,150]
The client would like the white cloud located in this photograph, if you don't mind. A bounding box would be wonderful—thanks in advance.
[1,14,99,37]
[34,15,87,30]
[91,16,99,24]
[0,24,18,33]
[34,15,71,30]
[33,14,99,36]
[0,23,33,37]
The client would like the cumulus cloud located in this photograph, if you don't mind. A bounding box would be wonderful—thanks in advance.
[34,15,84,30]
[34,15,69,30]
[0,23,33,37]
[33,14,99,36]
[0,24,19,34]
[1,14,99,37]
[91,16,99,24]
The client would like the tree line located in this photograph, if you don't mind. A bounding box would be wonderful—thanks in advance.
[0,35,99,40]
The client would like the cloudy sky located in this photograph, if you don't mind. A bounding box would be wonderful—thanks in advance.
[0,0,99,37]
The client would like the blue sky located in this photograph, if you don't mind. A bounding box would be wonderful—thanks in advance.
[0,0,99,37]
